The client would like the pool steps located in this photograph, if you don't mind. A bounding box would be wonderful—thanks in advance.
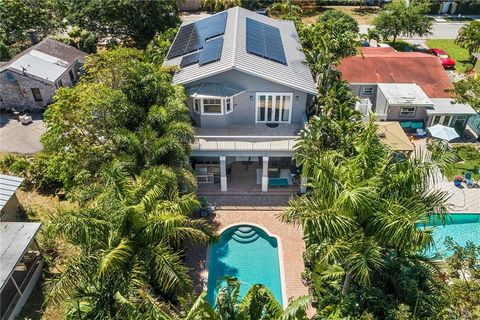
[232,226,259,243]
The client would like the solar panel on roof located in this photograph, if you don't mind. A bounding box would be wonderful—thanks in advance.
[246,18,287,65]
[167,12,228,60]
[199,37,224,66]
[180,52,200,68]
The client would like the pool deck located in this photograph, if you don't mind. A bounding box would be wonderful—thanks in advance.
[185,209,310,310]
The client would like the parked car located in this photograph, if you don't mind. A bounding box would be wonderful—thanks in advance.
[426,48,456,69]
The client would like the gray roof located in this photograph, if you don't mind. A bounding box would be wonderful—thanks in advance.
[427,98,477,116]
[163,7,316,94]
[0,174,24,212]
[186,83,246,97]
[0,37,87,84]
[0,222,41,289]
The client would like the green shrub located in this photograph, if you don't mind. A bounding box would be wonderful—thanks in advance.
[9,157,30,174]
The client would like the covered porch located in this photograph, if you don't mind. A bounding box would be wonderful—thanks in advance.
[192,126,306,194]
[426,99,477,132]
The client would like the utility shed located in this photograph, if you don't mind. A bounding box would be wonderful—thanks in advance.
[0,174,24,222]
[0,222,43,320]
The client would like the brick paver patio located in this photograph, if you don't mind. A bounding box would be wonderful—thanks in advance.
[185,209,309,307]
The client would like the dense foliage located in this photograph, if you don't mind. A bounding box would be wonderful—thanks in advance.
[64,0,179,48]
[0,0,66,59]
[373,0,432,43]
[47,162,215,318]
[455,20,480,57]
[41,48,195,196]
[283,115,462,318]
[452,74,480,113]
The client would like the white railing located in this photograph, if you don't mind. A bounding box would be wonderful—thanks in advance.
[193,135,299,151]
[355,98,372,121]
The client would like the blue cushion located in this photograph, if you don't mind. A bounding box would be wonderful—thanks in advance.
[411,122,423,129]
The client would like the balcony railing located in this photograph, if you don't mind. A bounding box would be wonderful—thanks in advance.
[193,135,299,152]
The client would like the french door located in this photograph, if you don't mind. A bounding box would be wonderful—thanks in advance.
[431,115,452,126]
[256,93,292,123]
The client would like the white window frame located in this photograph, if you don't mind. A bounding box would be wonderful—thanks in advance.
[193,99,201,114]
[399,107,416,117]
[225,98,233,114]
[452,115,467,128]
[362,87,374,95]
[255,92,293,124]
[201,98,224,115]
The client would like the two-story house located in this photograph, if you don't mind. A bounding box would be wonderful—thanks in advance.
[0,38,87,110]
[337,47,477,133]
[163,7,316,193]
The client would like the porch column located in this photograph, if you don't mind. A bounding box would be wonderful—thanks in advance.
[300,176,307,193]
[220,156,227,192]
[262,156,269,192]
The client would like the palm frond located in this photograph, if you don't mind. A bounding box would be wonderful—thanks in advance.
[98,238,135,280]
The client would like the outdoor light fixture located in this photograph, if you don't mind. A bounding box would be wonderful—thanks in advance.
[295,96,299,101]
[250,96,254,100]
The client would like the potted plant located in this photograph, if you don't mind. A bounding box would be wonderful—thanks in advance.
[453,175,463,187]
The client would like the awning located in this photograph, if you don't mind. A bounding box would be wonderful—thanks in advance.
[376,122,414,152]
[186,83,246,98]
[427,98,477,116]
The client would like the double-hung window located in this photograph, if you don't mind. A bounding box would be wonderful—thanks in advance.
[256,93,292,123]
[399,107,416,117]
[362,87,374,95]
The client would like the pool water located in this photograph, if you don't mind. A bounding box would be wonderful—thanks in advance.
[207,225,283,306]
[419,214,480,258]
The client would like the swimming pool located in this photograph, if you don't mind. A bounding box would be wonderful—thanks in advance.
[206,225,283,306]
[419,214,480,258]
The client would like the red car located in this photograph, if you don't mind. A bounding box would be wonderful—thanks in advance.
[426,48,456,69]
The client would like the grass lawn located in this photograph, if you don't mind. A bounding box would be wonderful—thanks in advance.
[446,144,480,181]
[425,39,473,73]
[301,6,379,25]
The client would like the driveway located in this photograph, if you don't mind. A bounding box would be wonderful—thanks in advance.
[0,113,46,154]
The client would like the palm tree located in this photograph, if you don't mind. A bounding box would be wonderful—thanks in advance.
[455,21,480,58]
[281,117,453,297]
[185,277,311,320]
[46,161,216,318]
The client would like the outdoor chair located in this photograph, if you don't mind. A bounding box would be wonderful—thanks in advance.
[416,128,427,138]
[464,171,475,188]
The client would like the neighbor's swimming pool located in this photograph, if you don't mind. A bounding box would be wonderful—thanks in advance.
[419,214,480,258]
[207,225,283,306]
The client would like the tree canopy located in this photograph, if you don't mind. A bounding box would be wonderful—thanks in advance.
[0,0,66,59]
[42,48,195,194]
[456,20,480,57]
[452,74,480,113]
[64,0,179,48]
[372,0,432,43]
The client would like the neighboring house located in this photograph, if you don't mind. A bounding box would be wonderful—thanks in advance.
[0,174,24,222]
[163,7,316,193]
[0,222,43,320]
[0,38,87,110]
[338,47,477,132]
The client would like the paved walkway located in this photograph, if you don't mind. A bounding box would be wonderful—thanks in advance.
[0,114,45,154]
[185,209,309,307]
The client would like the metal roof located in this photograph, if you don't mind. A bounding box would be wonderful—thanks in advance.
[8,50,68,83]
[378,83,433,106]
[186,83,246,98]
[0,37,87,84]
[163,7,316,94]
[0,222,41,289]
[428,98,477,116]
[0,174,24,212]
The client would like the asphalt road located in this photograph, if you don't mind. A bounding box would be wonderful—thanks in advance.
[359,22,466,40]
